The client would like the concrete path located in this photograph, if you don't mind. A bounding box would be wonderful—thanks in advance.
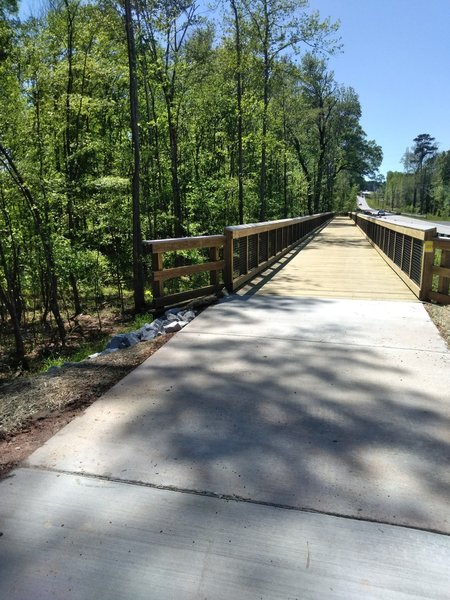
[1,220,450,598]
[2,297,450,598]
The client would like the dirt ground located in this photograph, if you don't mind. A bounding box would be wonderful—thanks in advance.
[0,334,173,478]
[425,303,450,347]
[1,301,449,481]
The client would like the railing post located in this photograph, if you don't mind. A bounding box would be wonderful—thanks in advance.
[419,232,435,301]
[438,248,450,296]
[224,228,234,293]
[151,247,164,303]
[209,246,219,287]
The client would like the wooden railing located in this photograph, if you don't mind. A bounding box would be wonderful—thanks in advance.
[224,213,333,292]
[143,235,225,308]
[350,212,450,304]
[430,238,450,304]
[144,212,333,308]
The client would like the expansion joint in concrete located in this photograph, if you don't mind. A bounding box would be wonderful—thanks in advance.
[27,465,450,539]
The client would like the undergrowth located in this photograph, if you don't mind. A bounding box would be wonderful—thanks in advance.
[37,312,154,373]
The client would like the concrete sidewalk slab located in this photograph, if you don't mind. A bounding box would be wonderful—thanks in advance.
[25,296,450,533]
[187,295,448,352]
[1,468,449,600]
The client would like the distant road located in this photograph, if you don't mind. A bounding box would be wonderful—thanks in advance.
[356,195,450,238]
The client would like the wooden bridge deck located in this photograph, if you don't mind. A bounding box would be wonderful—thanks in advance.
[253,215,417,301]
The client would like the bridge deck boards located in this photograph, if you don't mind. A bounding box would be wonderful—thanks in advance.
[254,215,417,301]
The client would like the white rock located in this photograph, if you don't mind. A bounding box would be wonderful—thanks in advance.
[166,313,180,322]
[181,310,196,322]
[164,321,183,333]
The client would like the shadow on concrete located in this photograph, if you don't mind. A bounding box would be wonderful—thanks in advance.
[3,293,450,598]
[22,296,450,529]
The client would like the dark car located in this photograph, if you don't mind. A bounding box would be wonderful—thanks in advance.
[377,210,386,217]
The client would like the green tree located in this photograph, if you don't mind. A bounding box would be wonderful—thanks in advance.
[124,0,145,312]
[242,0,337,220]
[412,133,438,213]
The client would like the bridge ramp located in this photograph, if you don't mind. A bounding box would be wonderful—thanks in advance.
[253,216,417,300]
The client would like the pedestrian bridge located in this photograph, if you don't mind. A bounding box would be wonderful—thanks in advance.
[145,212,450,308]
[1,212,450,599]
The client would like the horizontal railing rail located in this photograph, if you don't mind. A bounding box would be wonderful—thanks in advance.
[350,212,450,304]
[143,235,225,308]
[224,213,334,292]
[144,212,334,308]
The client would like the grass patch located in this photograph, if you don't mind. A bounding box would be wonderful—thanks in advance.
[125,313,154,332]
[37,313,154,373]
[36,335,111,373]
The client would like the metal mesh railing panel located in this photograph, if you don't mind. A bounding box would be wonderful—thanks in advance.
[269,230,276,257]
[394,233,403,267]
[411,240,423,285]
[402,236,412,274]
[387,230,395,259]
[248,234,258,270]
[259,232,268,263]
[232,238,247,277]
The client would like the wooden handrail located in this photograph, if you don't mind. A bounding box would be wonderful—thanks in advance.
[353,213,436,241]
[350,212,450,304]
[143,235,226,308]
[153,260,225,282]
[224,212,334,292]
[225,214,324,238]
[144,212,334,308]
[144,235,225,253]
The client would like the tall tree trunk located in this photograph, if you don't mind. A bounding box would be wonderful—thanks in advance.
[258,0,270,222]
[292,136,313,215]
[166,102,184,238]
[259,61,269,222]
[0,143,66,343]
[63,0,82,315]
[142,73,163,237]
[0,284,26,366]
[0,223,26,365]
[124,0,145,312]
[230,0,244,224]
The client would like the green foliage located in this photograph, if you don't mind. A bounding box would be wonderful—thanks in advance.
[38,335,110,372]
[385,140,450,216]
[0,0,388,366]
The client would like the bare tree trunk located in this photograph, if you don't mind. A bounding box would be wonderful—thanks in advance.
[124,0,145,312]
[230,0,244,224]
[166,102,184,238]
[259,59,269,222]
[63,0,82,315]
[0,143,66,343]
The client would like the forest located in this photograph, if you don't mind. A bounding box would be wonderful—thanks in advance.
[382,134,450,216]
[0,0,383,368]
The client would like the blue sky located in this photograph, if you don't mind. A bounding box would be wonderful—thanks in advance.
[312,0,450,176]
[19,0,450,177]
